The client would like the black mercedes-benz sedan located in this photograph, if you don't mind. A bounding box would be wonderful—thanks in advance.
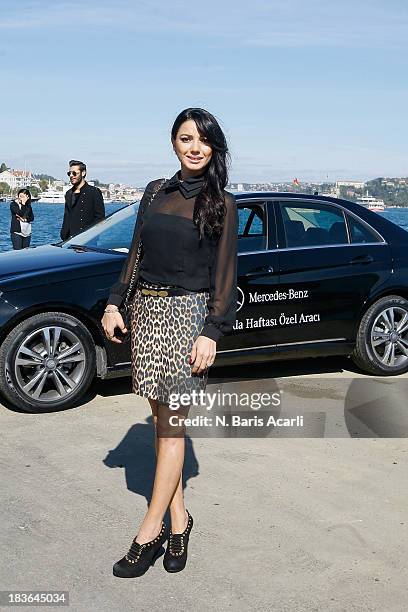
[1,192,408,413]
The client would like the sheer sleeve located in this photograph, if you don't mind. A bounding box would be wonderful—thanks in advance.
[107,179,162,306]
[200,192,238,342]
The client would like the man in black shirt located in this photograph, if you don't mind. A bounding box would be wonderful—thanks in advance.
[60,159,105,240]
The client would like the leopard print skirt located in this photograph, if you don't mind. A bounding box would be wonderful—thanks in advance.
[130,280,210,407]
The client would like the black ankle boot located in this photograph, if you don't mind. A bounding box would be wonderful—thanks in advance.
[163,510,193,573]
[113,522,168,578]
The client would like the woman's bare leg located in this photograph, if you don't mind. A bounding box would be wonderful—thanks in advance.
[149,400,188,533]
[135,399,187,544]
[168,474,188,533]
[149,402,188,533]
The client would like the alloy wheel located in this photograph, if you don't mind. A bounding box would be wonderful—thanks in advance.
[14,326,86,402]
[370,306,408,368]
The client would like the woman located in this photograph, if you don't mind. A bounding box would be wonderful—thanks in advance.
[10,188,34,249]
[102,107,238,577]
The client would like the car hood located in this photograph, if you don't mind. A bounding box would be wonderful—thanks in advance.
[0,244,124,290]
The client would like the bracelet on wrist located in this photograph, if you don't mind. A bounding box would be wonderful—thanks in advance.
[104,308,119,313]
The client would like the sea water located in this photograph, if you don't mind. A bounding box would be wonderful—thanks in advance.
[0,202,407,253]
[0,202,125,252]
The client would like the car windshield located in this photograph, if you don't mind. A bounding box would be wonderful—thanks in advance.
[61,203,139,253]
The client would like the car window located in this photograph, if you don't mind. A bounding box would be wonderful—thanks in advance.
[347,214,382,244]
[281,201,348,247]
[64,201,269,254]
[62,203,137,251]
[238,204,267,252]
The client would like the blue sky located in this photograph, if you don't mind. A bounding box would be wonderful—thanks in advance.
[1,0,408,185]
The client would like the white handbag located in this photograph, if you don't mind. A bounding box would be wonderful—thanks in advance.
[19,221,32,237]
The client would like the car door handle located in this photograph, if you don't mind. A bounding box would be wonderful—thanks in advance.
[246,265,274,277]
[350,255,374,265]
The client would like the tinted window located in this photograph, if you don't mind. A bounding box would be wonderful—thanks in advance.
[281,202,348,247]
[63,203,136,251]
[348,215,382,244]
[238,204,266,252]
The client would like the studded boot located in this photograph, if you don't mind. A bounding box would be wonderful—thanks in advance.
[163,510,194,573]
[113,522,168,578]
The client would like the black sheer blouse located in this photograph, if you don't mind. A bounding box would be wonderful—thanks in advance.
[108,171,238,343]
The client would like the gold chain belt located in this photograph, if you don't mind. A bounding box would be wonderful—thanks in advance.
[138,278,204,298]
[140,288,170,297]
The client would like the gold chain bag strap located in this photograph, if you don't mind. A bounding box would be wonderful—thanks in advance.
[118,178,167,341]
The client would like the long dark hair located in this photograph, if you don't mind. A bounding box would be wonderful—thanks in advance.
[17,188,32,205]
[171,108,230,240]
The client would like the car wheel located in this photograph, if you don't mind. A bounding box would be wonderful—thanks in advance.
[352,295,408,375]
[0,312,96,413]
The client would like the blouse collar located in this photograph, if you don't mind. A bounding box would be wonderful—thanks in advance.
[166,170,205,199]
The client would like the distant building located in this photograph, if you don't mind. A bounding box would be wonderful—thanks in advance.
[335,180,365,189]
[0,169,33,190]
[335,180,365,198]
[13,169,33,183]
[53,180,65,189]
[0,170,17,189]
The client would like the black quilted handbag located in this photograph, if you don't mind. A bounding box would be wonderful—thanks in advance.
[118,178,167,341]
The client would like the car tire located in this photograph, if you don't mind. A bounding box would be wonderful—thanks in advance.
[352,295,408,375]
[0,312,96,413]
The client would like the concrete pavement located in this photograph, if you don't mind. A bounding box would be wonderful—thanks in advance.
[1,356,407,611]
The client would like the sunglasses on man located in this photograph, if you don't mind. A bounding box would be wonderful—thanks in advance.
[67,170,81,177]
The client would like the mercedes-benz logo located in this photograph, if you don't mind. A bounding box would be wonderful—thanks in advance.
[237,286,245,312]
[45,358,57,370]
